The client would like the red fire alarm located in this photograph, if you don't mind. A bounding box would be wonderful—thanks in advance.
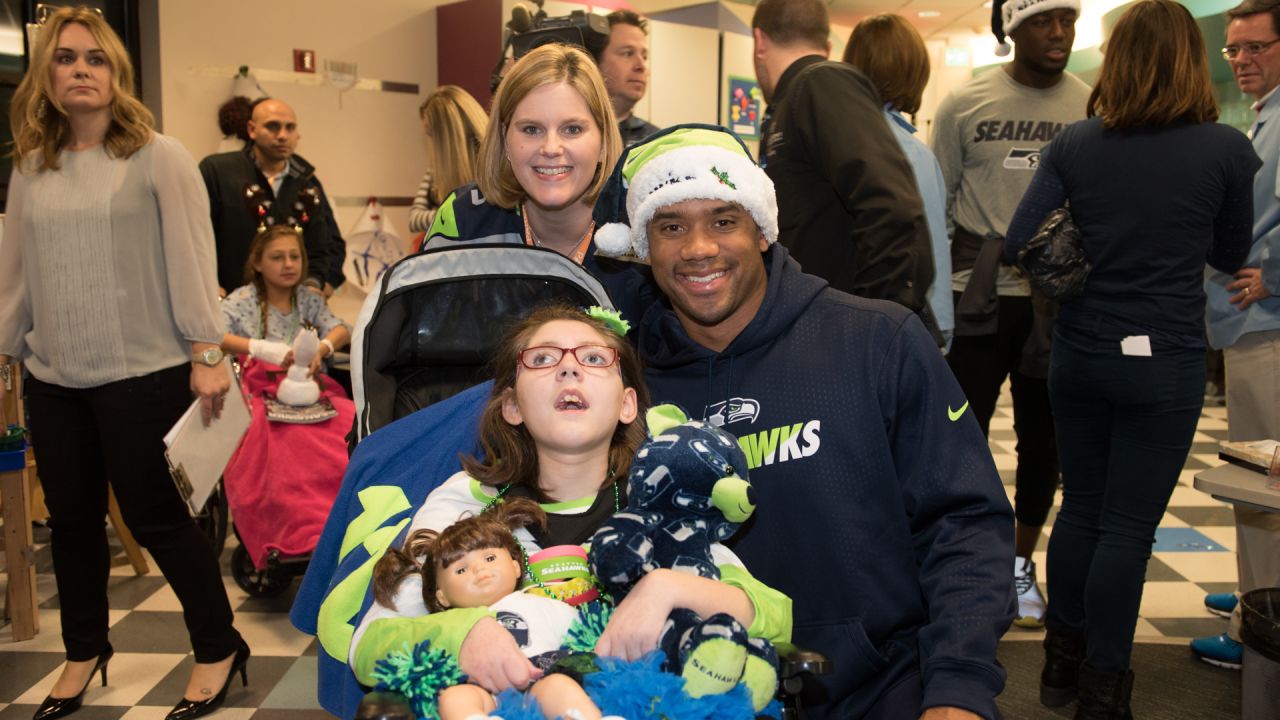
[293,49,316,73]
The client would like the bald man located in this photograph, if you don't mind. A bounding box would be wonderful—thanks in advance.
[199,98,337,293]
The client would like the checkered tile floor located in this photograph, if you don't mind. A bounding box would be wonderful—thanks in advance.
[0,397,1244,718]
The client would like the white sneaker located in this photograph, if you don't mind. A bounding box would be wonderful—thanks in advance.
[1013,556,1046,628]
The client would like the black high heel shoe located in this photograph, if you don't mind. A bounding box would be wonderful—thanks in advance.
[164,641,251,720]
[33,644,114,720]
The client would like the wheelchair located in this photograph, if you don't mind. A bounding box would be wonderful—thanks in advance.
[196,357,346,600]
[348,243,619,442]
[290,243,828,719]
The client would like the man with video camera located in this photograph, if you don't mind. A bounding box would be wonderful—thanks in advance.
[498,4,660,147]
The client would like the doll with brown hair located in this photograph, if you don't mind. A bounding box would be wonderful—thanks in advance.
[372,497,620,720]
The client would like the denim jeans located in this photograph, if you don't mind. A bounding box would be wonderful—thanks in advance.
[1045,321,1205,672]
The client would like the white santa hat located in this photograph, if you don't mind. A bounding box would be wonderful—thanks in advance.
[592,124,778,261]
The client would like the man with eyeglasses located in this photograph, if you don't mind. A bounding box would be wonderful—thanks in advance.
[1193,0,1280,674]
[930,0,1091,632]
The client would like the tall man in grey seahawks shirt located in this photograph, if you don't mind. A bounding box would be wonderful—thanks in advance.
[931,0,1090,629]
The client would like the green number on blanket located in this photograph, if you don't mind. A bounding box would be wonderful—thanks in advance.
[339,486,413,558]
[317,485,413,661]
[318,521,410,660]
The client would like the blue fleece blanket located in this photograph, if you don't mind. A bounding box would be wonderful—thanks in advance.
[289,382,491,718]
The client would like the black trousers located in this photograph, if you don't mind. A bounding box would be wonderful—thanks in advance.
[26,365,240,663]
[947,294,1060,528]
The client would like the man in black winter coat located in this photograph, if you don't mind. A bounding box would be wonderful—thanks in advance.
[751,0,935,324]
[200,98,344,295]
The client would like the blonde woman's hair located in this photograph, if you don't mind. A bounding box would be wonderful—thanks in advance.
[420,85,489,205]
[475,43,621,209]
[10,6,154,172]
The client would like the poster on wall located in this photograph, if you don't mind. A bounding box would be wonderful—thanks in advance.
[728,76,764,140]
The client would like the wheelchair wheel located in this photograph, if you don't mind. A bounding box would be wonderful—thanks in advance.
[193,481,228,557]
[231,544,289,597]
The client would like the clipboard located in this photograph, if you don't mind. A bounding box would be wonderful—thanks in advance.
[163,359,251,515]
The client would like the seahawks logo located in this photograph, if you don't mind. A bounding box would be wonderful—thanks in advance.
[1003,148,1041,170]
[705,397,760,427]
[496,610,530,648]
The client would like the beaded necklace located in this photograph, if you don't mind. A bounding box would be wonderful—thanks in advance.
[482,473,620,593]
[481,474,620,514]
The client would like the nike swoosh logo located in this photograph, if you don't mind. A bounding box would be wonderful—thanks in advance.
[948,401,969,422]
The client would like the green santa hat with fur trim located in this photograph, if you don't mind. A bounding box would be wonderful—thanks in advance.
[592,124,778,260]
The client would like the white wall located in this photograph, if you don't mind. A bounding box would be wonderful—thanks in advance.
[919,39,982,144]
[147,0,437,240]
[646,19,719,128]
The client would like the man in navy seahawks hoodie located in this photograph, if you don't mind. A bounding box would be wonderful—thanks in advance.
[593,126,1016,720]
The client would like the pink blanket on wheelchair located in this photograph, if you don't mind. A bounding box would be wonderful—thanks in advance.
[223,361,355,569]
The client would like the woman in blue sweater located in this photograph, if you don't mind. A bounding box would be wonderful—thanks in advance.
[1005,2,1260,716]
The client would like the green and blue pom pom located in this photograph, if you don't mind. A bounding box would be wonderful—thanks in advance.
[370,640,464,720]
[565,600,613,653]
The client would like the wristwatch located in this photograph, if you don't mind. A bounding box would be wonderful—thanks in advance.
[192,347,225,367]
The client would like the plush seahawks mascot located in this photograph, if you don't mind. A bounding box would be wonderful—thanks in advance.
[589,404,780,712]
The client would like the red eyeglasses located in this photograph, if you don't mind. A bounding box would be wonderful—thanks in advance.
[518,345,618,371]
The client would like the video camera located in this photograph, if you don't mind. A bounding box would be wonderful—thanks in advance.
[490,0,611,92]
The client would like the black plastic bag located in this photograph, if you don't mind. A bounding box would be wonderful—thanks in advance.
[1017,206,1091,301]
